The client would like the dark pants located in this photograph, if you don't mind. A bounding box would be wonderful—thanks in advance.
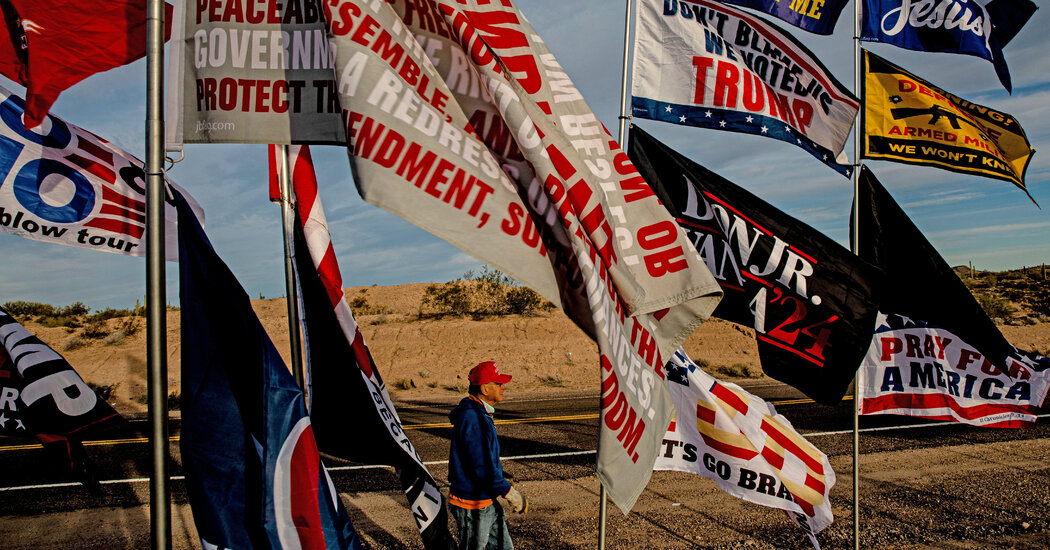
[449,502,514,550]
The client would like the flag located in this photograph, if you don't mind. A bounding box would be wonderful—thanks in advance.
[165,0,344,145]
[860,0,1036,93]
[715,0,848,35]
[174,190,362,549]
[324,0,724,513]
[271,144,456,549]
[0,305,124,488]
[854,166,1050,427]
[861,51,1034,198]
[0,0,173,129]
[631,0,858,177]
[629,126,883,405]
[656,349,834,548]
[0,84,204,260]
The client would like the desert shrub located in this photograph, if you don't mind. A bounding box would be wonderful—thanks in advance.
[976,292,1016,320]
[392,378,416,390]
[103,330,127,345]
[539,374,566,387]
[505,286,543,315]
[57,302,90,317]
[1031,289,1050,317]
[167,391,181,409]
[88,382,120,402]
[62,335,87,351]
[43,315,82,329]
[710,363,762,379]
[117,315,142,336]
[81,319,109,339]
[2,301,56,318]
[86,307,138,323]
[421,281,472,317]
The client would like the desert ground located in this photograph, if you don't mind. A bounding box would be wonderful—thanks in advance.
[6,283,1050,549]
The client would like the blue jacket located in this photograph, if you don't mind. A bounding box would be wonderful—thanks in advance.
[448,396,512,501]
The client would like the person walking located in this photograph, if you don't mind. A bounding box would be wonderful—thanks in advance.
[447,361,526,550]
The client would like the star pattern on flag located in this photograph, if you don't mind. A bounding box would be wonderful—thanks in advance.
[719,120,727,128]
[665,105,673,113]
[0,412,6,428]
[745,115,754,123]
[705,111,712,117]
[761,126,768,133]
[679,115,687,122]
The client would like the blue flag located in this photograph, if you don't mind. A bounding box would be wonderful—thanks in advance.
[174,191,362,550]
[861,0,1036,93]
[716,0,848,35]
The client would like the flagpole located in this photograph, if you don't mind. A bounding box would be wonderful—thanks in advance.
[279,145,306,392]
[145,0,171,548]
[601,0,635,547]
[851,0,863,548]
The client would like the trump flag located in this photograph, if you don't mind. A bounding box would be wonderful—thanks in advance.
[174,190,362,549]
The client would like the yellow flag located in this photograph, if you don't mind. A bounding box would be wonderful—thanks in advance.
[862,50,1033,195]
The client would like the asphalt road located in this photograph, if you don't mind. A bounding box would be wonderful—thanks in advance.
[1,381,1048,548]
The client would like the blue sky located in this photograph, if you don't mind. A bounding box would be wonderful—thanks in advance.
[1,0,1048,311]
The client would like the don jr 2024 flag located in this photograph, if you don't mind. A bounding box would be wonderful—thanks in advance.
[656,349,834,549]
[270,144,455,549]
[861,0,1036,93]
[854,167,1050,428]
[629,126,883,404]
[632,0,858,177]
[861,51,1034,198]
[0,84,204,260]
[174,190,362,550]
[323,0,724,513]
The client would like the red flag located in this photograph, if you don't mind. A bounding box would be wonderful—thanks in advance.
[0,0,173,128]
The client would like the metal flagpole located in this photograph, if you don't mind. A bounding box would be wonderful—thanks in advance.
[851,0,864,547]
[278,145,306,392]
[602,0,635,547]
[145,0,171,547]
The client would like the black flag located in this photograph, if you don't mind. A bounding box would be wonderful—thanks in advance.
[0,306,124,489]
[854,165,1016,371]
[628,126,883,404]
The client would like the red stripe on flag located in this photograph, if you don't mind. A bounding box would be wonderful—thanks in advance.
[268,144,280,202]
[98,203,145,224]
[760,418,824,473]
[862,393,1036,425]
[711,382,749,414]
[100,183,146,212]
[76,134,115,166]
[84,217,143,238]
[64,153,115,183]
[318,245,344,309]
[289,425,326,549]
[699,433,759,460]
[756,334,824,367]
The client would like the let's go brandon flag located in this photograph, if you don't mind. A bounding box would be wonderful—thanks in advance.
[854,167,1050,428]
[629,126,883,405]
[862,51,1034,196]
[631,0,858,176]
[656,349,834,547]
[323,0,724,513]
[0,85,203,260]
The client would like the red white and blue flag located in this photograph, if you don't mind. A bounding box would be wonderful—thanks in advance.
[855,167,1050,427]
[173,188,362,549]
[0,84,203,260]
[270,144,455,549]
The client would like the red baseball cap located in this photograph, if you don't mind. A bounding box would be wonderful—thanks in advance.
[468,361,512,385]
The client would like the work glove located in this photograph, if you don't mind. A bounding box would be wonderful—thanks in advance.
[502,485,528,514]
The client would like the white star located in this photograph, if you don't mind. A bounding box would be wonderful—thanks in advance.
[784,125,793,134]
[823,154,829,161]
[665,105,673,113]
[705,111,713,118]
[797,138,802,144]
[719,120,727,127]
[679,115,687,123]
[761,126,768,133]
[15,418,24,430]
[745,115,754,123]
[0,413,6,428]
